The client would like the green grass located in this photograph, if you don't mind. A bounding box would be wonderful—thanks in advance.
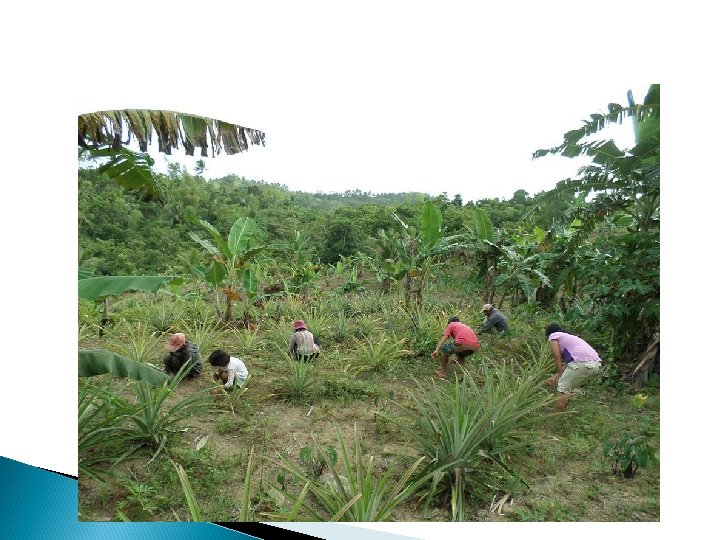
[216,414,244,435]
[513,499,580,522]
[321,376,381,403]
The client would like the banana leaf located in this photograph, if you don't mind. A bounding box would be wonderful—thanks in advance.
[90,147,161,202]
[78,275,183,302]
[472,207,493,242]
[78,266,95,280]
[228,217,258,255]
[421,201,442,253]
[79,349,169,386]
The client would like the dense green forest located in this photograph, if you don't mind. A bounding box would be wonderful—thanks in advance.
[79,168,538,272]
[78,87,659,522]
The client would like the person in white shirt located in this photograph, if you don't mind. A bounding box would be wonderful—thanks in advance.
[209,349,249,392]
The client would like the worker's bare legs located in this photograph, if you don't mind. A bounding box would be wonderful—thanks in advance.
[555,393,571,411]
[435,352,449,377]
[449,345,477,368]
[450,355,466,367]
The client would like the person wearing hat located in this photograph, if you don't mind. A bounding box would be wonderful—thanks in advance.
[477,304,508,335]
[163,332,202,379]
[288,319,321,361]
[431,316,480,378]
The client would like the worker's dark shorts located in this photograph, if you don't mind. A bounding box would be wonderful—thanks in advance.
[294,352,319,362]
[441,341,476,358]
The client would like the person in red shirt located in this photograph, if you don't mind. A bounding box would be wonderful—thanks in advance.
[431,316,480,378]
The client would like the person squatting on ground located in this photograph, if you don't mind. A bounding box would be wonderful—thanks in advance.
[163,332,202,379]
[545,323,602,411]
[209,349,249,394]
[431,316,480,378]
[477,304,509,335]
[288,319,321,361]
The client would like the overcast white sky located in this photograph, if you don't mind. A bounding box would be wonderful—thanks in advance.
[146,82,648,202]
[3,1,719,539]
[74,2,651,203]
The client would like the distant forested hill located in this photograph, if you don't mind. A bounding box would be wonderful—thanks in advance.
[78,167,550,275]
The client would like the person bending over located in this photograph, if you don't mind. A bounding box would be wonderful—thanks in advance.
[209,349,249,392]
[431,316,480,378]
[288,319,321,361]
[545,323,602,411]
[477,304,508,335]
[163,333,202,379]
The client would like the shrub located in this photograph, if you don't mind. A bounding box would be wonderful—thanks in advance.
[351,334,412,373]
[603,433,659,478]
[377,360,556,521]
[108,320,162,365]
[277,357,318,403]
[266,427,441,522]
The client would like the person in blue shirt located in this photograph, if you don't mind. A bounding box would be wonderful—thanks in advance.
[477,304,509,335]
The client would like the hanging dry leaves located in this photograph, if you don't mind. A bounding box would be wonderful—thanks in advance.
[78,110,265,157]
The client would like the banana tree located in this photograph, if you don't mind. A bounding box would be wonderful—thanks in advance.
[375,201,463,308]
[373,228,412,293]
[277,230,321,293]
[462,207,503,301]
[490,239,551,308]
[188,216,268,323]
[532,85,660,235]
[532,85,660,359]
[533,218,590,309]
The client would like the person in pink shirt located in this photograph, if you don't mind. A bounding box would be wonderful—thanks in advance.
[545,323,602,411]
[431,316,480,378]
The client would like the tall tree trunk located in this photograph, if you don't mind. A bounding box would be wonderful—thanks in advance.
[629,331,660,392]
[224,295,233,322]
[403,277,411,309]
[485,266,497,305]
[537,283,554,308]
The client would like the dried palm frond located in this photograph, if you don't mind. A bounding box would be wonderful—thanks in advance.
[78,109,265,158]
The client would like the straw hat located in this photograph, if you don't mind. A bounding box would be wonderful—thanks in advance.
[166,333,186,352]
